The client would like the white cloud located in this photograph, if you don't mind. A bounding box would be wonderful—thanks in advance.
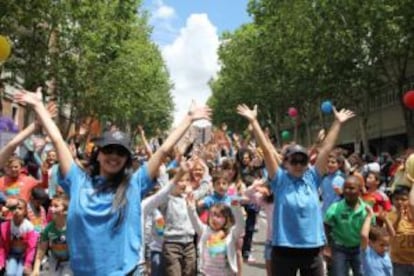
[161,14,220,125]
[153,4,175,20]
[148,0,178,46]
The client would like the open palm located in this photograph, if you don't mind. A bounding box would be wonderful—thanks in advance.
[237,104,257,122]
[188,101,212,121]
[14,87,43,106]
[333,107,355,124]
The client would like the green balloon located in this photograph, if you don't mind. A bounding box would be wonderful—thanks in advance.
[281,130,291,140]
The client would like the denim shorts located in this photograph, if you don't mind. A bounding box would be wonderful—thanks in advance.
[264,240,272,261]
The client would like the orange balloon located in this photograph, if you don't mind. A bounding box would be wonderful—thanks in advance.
[0,35,11,62]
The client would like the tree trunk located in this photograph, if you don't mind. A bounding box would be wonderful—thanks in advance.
[274,113,281,147]
[359,116,369,154]
[403,108,414,147]
[293,119,298,144]
[305,119,312,147]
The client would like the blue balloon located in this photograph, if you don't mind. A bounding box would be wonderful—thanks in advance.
[321,100,333,114]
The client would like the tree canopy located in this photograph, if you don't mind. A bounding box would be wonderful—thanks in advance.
[0,0,173,136]
[209,0,414,148]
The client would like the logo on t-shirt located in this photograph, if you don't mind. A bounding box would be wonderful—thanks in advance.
[50,234,69,260]
[206,232,226,257]
[155,217,165,236]
[31,216,43,233]
[5,182,21,197]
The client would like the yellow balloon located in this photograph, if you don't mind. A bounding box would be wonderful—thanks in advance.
[0,35,11,62]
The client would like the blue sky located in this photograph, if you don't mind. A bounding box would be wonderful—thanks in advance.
[142,0,251,124]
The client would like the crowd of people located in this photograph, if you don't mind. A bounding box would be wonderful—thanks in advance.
[0,88,412,276]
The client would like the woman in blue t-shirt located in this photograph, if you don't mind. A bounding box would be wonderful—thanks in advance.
[14,89,211,276]
[237,103,355,276]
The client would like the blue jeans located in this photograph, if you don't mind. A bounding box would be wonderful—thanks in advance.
[393,263,414,276]
[332,244,362,276]
[6,256,24,276]
[151,251,164,276]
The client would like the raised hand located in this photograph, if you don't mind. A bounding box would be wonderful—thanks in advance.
[14,87,43,106]
[188,100,212,122]
[333,107,355,124]
[186,192,196,208]
[180,158,195,173]
[377,210,389,222]
[137,125,144,134]
[365,205,374,217]
[46,101,58,118]
[236,104,257,123]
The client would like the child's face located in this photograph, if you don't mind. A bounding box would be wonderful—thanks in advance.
[7,161,21,178]
[175,174,191,194]
[366,173,379,189]
[191,164,204,181]
[222,168,236,183]
[393,194,409,211]
[209,207,226,231]
[11,201,27,222]
[214,178,229,196]
[327,157,339,174]
[50,199,66,217]
[370,236,390,256]
[343,178,361,204]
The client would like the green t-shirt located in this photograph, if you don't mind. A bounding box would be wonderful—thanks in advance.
[324,198,374,248]
[40,221,69,261]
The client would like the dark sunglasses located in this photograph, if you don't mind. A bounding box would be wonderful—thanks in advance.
[289,157,308,166]
[7,205,18,211]
[100,145,130,157]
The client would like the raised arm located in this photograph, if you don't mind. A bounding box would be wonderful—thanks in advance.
[378,211,396,238]
[142,160,191,214]
[314,107,355,175]
[14,88,73,176]
[186,192,205,235]
[231,204,246,238]
[0,123,36,169]
[237,104,278,179]
[360,205,374,250]
[147,102,211,180]
[137,125,153,158]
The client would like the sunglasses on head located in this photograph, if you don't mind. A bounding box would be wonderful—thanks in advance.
[100,145,130,157]
[289,156,308,166]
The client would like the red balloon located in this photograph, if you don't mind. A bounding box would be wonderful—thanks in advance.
[403,91,414,109]
[288,107,298,117]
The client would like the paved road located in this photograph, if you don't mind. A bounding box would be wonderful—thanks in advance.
[242,213,267,276]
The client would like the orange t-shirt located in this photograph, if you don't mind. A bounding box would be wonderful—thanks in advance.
[0,174,39,202]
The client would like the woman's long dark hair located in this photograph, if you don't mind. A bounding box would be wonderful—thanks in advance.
[88,146,132,228]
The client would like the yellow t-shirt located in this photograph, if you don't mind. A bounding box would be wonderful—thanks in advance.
[388,210,414,264]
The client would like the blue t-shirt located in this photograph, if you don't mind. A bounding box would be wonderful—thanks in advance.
[58,163,154,275]
[271,167,326,248]
[362,246,392,276]
[202,192,231,209]
[320,171,345,216]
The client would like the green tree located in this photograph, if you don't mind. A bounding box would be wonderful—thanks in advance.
[0,0,174,137]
